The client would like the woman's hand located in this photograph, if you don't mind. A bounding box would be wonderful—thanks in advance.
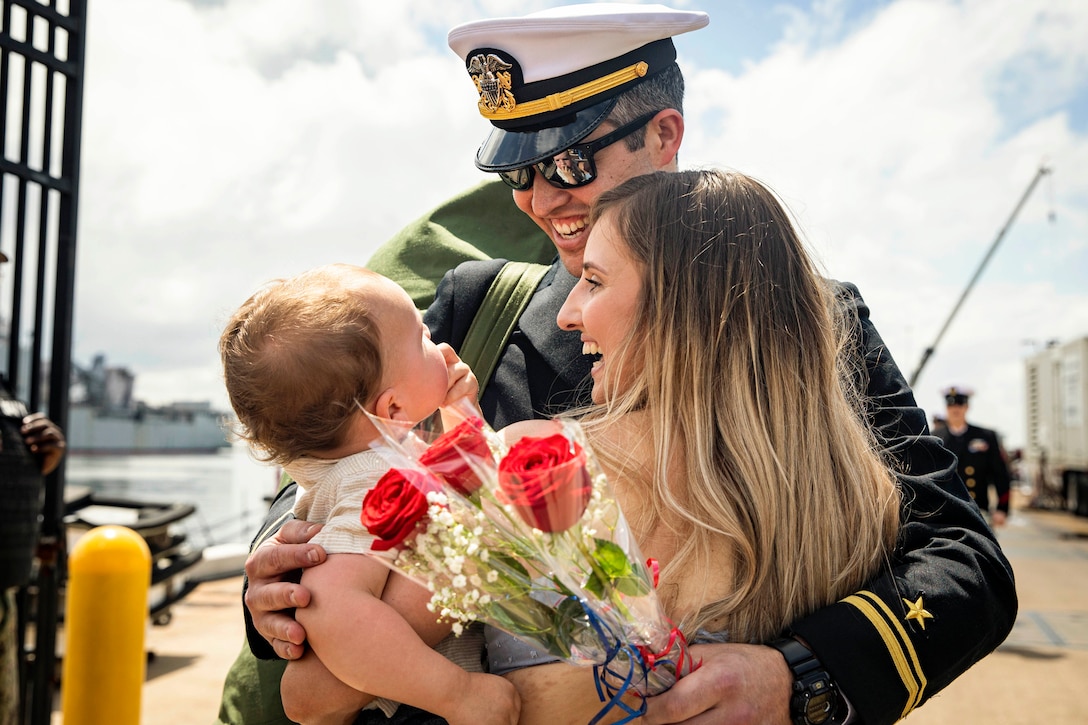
[641,643,792,724]
[244,518,327,660]
[21,412,66,475]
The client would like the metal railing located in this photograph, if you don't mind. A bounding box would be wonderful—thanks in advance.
[0,1,87,722]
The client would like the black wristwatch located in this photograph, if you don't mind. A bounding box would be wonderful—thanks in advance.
[770,637,847,725]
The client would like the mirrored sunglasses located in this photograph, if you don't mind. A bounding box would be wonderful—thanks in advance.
[498,111,660,191]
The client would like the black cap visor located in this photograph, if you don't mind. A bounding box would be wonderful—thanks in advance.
[475,97,617,172]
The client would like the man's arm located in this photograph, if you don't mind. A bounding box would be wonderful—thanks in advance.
[644,283,1017,725]
[367,180,553,309]
[642,643,793,725]
[789,282,1017,724]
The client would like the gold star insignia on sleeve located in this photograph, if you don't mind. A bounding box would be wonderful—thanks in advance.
[903,596,934,630]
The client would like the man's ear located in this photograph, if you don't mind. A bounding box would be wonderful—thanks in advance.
[646,108,684,170]
[373,388,411,422]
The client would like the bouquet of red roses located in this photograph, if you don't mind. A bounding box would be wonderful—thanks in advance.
[360,400,697,722]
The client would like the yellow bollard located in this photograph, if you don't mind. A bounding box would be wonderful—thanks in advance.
[61,525,152,725]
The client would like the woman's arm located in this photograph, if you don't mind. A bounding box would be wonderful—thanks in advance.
[503,661,633,725]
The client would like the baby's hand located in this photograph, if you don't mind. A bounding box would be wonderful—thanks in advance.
[445,672,520,725]
[439,343,480,406]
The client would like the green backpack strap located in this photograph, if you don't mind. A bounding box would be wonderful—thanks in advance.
[459,261,550,396]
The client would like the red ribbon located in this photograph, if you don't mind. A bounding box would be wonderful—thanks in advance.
[646,557,660,588]
[636,626,698,675]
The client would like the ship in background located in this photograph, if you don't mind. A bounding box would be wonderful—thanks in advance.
[68,354,232,455]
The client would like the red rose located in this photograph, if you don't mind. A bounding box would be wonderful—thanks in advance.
[419,417,493,496]
[497,434,593,533]
[361,468,435,551]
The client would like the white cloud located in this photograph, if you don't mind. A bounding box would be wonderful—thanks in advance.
[681,0,1088,446]
[72,0,1088,452]
[75,0,494,395]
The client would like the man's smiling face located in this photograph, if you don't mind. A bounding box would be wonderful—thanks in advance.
[511,119,661,277]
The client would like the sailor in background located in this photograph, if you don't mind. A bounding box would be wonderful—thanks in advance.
[937,386,1012,527]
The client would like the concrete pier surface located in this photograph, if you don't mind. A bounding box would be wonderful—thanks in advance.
[49,504,1088,724]
[901,506,1088,724]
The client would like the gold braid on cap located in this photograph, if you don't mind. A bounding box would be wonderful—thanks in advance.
[470,59,649,121]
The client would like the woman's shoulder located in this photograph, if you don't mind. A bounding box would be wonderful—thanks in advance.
[497,418,564,447]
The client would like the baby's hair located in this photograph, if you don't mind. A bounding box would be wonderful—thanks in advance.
[220,264,383,464]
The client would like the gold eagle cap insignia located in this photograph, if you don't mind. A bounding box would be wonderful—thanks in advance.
[468,53,516,114]
[903,596,934,630]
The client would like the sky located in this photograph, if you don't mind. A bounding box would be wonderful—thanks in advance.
[71,0,1088,450]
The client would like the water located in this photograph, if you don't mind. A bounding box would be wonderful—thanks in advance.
[63,441,283,550]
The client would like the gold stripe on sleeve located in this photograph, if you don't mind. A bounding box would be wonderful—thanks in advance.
[842,591,927,717]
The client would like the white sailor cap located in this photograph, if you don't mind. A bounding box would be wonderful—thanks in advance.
[942,386,974,404]
[448,3,709,172]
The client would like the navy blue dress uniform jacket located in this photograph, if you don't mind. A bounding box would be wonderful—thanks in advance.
[937,423,1012,516]
[424,258,1017,725]
[424,260,591,428]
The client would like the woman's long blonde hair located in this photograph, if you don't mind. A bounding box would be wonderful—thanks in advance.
[580,170,900,642]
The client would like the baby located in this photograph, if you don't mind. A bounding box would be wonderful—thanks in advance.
[220,264,518,725]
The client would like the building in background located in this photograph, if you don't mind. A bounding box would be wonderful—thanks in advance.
[1024,336,1088,516]
[68,354,231,455]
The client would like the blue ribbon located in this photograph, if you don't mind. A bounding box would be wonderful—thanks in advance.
[569,598,651,725]
[590,644,648,725]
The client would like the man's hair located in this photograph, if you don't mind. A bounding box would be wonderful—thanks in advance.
[579,170,900,641]
[610,63,685,151]
[219,264,383,465]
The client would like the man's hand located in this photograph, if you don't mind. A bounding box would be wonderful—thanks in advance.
[21,412,66,475]
[641,643,792,724]
[244,518,326,660]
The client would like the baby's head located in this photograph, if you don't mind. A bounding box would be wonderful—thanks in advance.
[220,264,447,464]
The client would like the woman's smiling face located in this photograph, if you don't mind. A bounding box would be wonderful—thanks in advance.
[556,211,644,404]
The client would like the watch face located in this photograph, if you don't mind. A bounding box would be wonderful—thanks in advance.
[805,691,834,724]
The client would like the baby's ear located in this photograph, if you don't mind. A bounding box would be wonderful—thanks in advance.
[373,388,411,422]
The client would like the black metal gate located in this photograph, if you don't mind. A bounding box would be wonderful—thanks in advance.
[0,0,87,722]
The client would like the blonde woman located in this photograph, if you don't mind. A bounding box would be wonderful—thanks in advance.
[496,169,901,723]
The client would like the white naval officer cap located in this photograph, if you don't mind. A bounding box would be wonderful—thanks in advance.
[447,3,709,172]
[942,386,975,404]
